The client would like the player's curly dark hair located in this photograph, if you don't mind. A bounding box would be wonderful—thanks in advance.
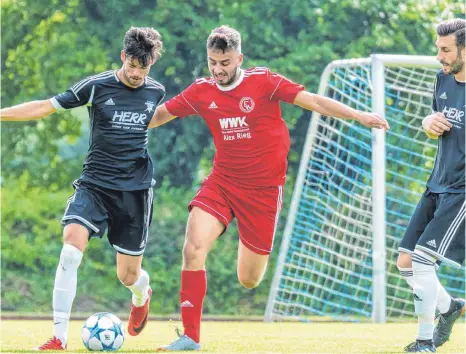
[207,25,241,53]
[437,19,465,51]
[123,27,163,66]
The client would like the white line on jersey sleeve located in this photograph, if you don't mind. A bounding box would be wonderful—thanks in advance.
[50,97,65,111]
[181,92,199,114]
[270,76,284,101]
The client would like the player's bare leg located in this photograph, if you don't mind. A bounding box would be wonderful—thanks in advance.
[157,207,224,351]
[237,242,269,289]
[397,252,415,287]
[118,253,152,336]
[182,207,224,270]
[36,223,88,350]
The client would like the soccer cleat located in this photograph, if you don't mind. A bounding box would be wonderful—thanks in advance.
[128,287,152,336]
[34,336,66,351]
[404,340,436,352]
[433,298,465,348]
[156,328,201,351]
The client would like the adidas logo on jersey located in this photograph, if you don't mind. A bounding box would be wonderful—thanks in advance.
[180,300,194,308]
[439,92,447,99]
[105,98,115,105]
[426,239,437,248]
[208,101,218,109]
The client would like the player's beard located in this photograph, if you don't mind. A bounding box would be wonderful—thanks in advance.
[216,66,241,86]
[441,52,464,75]
[122,67,144,87]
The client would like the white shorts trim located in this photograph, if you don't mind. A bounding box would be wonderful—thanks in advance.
[239,236,272,254]
[62,215,99,233]
[270,185,283,248]
[415,245,462,268]
[113,244,145,256]
[438,201,465,255]
[190,200,229,225]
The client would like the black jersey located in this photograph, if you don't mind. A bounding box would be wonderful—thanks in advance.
[426,71,465,194]
[51,70,165,191]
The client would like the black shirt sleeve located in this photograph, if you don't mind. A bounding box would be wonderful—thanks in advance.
[51,76,95,110]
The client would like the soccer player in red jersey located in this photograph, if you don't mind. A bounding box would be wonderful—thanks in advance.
[150,25,389,351]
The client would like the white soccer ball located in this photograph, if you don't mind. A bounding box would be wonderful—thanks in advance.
[81,312,125,351]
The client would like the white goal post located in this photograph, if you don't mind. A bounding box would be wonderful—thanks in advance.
[265,55,465,323]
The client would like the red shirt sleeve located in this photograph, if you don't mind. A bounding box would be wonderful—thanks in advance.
[165,82,200,118]
[267,70,304,103]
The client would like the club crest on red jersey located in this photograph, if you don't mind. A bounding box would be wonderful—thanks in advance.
[240,97,255,113]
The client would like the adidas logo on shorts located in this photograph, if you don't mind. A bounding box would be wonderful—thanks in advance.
[180,300,194,308]
[426,239,437,248]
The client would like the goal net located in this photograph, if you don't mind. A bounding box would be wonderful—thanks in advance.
[265,55,465,322]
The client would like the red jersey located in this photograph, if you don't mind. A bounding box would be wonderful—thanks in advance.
[165,67,304,187]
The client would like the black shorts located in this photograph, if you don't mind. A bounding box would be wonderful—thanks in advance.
[399,190,465,268]
[62,180,154,256]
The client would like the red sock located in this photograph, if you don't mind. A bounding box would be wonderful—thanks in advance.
[180,270,206,343]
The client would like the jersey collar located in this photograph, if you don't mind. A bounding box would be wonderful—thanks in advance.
[215,69,245,92]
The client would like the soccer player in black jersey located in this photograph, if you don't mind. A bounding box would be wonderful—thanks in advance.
[1,27,165,350]
[397,19,465,353]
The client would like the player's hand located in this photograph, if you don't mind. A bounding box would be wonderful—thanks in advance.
[355,112,390,131]
[422,112,452,139]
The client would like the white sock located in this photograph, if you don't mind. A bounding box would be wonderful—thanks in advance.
[125,269,150,307]
[412,250,438,341]
[398,265,452,314]
[436,278,452,314]
[398,266,415,288]
[53,244,83,345]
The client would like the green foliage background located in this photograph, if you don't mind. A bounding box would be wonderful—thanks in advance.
[1,0,463,315]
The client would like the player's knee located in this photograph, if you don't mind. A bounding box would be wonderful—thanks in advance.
[239,278,260,289]
[397,251,412,269]
[63,223,89,252]
[59,243,83,270]
[238,274,261,289]
[117,267,139,286]
[183,240,208,266]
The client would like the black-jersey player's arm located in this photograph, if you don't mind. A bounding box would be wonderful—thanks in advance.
[0,100,56,121]
[1,76,94,122]
[148,103,177,128]
[422,74,452,139]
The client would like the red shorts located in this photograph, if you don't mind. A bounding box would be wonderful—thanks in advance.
[189,176,284,255]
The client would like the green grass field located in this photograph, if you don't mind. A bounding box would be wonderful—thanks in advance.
[1,320,464,353]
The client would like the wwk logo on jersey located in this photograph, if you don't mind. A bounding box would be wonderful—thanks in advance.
[240,97,255,113]
[219,116,249,129]
[219,116,251,141]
